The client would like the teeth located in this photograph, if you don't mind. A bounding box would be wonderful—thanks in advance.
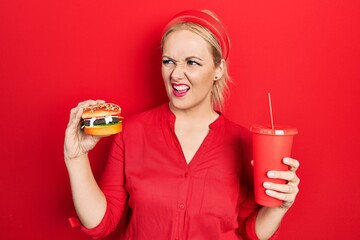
[173,85,189,91]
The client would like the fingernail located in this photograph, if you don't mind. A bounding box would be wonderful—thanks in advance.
[283,157,290,163]
[267,171,275,178]
[263,182,271,188]
[266,190,273,196]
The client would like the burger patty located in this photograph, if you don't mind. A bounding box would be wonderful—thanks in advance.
[82,116,121,127]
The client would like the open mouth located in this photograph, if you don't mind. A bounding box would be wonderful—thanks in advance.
[172,83,190,97]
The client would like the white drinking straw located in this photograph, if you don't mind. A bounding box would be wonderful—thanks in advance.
[268,92,275,130]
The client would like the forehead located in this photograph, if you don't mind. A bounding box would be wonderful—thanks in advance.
[162,29,212,58]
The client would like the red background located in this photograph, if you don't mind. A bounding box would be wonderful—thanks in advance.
[1,0,359,239]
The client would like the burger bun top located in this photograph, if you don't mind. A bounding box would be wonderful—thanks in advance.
[82,103,121,119]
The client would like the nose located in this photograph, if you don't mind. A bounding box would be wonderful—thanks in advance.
[171,64,186,80]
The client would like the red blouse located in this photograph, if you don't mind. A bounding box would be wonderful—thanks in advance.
[72,104,280,240]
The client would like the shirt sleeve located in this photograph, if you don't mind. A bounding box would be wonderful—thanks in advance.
[79,132,129,239]
[237,191,281,240]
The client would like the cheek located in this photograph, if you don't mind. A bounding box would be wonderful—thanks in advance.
[161,67,170,80]
[161,69,171,91]
[193,71,216,87]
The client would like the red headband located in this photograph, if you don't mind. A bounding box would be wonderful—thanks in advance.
[163,10,230,60]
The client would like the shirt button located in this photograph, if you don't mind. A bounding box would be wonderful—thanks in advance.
[179,203,185,209]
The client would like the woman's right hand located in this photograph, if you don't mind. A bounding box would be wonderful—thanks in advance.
[64,99,106,162]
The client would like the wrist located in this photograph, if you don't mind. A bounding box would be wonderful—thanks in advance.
[261,205,289,215]
[256,206,288,239]
[64,153,89,168]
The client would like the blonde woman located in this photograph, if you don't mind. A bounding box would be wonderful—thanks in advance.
[65,10,300,239]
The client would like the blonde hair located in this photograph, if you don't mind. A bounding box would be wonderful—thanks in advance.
[161,12,231,111]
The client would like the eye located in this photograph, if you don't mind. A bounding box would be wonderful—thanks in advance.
[162,59,174,65]
[187,60,201,66]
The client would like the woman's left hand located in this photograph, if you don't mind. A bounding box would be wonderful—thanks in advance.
[263,157,300,209]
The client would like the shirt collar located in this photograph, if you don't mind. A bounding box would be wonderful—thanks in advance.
[161,102,224,129]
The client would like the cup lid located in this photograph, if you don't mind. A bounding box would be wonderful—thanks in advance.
[250,124,298,135]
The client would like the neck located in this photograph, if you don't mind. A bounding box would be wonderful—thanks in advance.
[168,102,219,125]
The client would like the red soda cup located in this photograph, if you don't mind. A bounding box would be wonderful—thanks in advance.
[250,125,298,207]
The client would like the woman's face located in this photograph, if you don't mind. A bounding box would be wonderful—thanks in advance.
[162,29,223,112]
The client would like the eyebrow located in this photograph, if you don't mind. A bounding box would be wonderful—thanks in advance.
[186,56,204,61]
[162,55,204,62]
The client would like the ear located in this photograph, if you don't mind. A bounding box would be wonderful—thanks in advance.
[214,59,225,81]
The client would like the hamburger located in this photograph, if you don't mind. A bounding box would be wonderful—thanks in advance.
[81,103,123,136]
